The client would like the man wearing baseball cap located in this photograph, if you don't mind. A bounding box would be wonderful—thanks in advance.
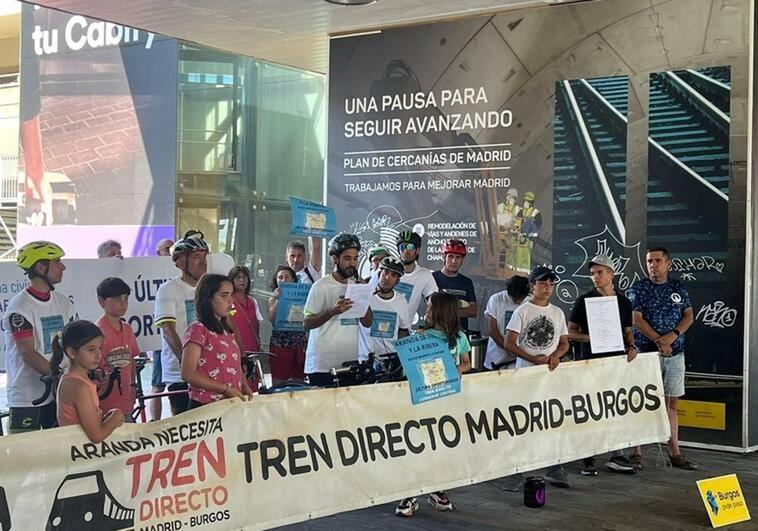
[504,264,570,488]
[568,254,637,476]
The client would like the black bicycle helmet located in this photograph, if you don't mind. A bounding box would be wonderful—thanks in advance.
[328,233,361,256]
[396,230,422,248]
[171,230,209,262]
[378,257,405,277]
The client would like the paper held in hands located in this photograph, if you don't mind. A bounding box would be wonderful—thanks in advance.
[585,296,625,354]
[340,282,374,319]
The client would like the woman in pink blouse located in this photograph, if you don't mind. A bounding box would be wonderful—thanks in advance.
[181,274,252,409]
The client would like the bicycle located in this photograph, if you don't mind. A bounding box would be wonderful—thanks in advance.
[244,351,316,394]
[98,357,189,423]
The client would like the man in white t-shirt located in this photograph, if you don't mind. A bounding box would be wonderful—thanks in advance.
[395,230,438,326]
[286,238,322,284]
[505,265,570,488]
[303,233,372,387]
[484,275,530,370]
[358,257,410,362]
[154,230,208,415]
[4,241,74,433]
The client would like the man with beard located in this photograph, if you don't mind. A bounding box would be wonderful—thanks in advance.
[395,230,439,326]
[303,233,373,387]
[358,257,410,362]
[433,239,478,331]
[154,230,209,415]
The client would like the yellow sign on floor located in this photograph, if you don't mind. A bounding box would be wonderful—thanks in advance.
[677,400,726,430]
[697,474,750,528]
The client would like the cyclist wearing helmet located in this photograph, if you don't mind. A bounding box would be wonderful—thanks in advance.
[394,230,439,326]
[358,257,410,362]
[303,233,372,387]
[367,245,390,273]
[4,241,74,433]
[432,239,478,332]
[153,229,209,415]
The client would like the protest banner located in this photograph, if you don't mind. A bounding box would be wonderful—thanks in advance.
[273,282,311,331]
[0,254,235,369]
[395,333,461,404]
[289,197,337,239]
[0,354,669,530]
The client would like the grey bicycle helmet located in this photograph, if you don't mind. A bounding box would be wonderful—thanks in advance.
[378,256,405,277]
[171,229,209,261]
[328,233,361,256]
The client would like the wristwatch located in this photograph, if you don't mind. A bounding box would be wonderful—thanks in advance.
[672,329,681,337]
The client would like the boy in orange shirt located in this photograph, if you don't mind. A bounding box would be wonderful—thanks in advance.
[95,277,141,421]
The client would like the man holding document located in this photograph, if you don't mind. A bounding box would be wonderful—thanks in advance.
[568,254,638,476]
[303,233,373,387]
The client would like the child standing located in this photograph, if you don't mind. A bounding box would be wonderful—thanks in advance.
[505,266,570,488]
[95,277,140,422]
[396,291,471,518]
[54,320,125,443]
[181,274,251,408]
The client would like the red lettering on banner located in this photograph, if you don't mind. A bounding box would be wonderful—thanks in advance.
[172,443,196,487]
[126,453,152,497]
[140,486,229,521]
[127,437,227,498]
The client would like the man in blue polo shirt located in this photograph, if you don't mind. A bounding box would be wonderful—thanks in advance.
[627,246,696,470]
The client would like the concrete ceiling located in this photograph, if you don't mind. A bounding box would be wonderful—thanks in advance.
[25,0,581,73]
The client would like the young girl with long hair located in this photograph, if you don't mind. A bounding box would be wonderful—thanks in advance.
[181,274,251,408]
[54,320,125,443]
[267,265,307,383]
[396,291,471,518]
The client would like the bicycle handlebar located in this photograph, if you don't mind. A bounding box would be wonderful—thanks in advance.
[32,370,62,406]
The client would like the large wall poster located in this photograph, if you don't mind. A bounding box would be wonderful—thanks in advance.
[327,0,749,447]
[328,17,555,332]
[18,4,177,257]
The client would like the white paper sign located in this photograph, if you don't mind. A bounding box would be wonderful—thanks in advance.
[585,295,625,354]
[340,282,374,319]
[0,254,234,369]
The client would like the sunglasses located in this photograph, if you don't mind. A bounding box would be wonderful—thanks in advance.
[399,243,417,251]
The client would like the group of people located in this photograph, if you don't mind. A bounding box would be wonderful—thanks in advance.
[2,226,697,517]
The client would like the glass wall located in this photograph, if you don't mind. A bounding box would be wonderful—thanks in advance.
[176,44,326,340]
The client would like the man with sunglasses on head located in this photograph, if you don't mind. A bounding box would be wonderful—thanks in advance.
[433,239,478,332]
[394,230,439,327]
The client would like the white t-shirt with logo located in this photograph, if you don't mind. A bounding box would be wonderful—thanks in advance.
[4,290,74,407]
[506,301,568,368]
[304,275,360,373]
[484,291,522,369]
[392,264,438,324]
[358,291,411,362]
[296,262,321,284]
[154,277,196,383]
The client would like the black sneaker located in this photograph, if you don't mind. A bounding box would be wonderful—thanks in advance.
[580,457,598,476]
[545,466,570,488]
[606,455,637,474]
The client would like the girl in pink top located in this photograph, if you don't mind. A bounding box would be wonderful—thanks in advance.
[54,320,124,442]
[181,274,252,408]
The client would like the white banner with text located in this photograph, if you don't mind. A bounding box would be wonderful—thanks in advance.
[0,354,669,530]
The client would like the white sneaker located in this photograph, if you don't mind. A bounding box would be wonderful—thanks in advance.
[395,497,419,517]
